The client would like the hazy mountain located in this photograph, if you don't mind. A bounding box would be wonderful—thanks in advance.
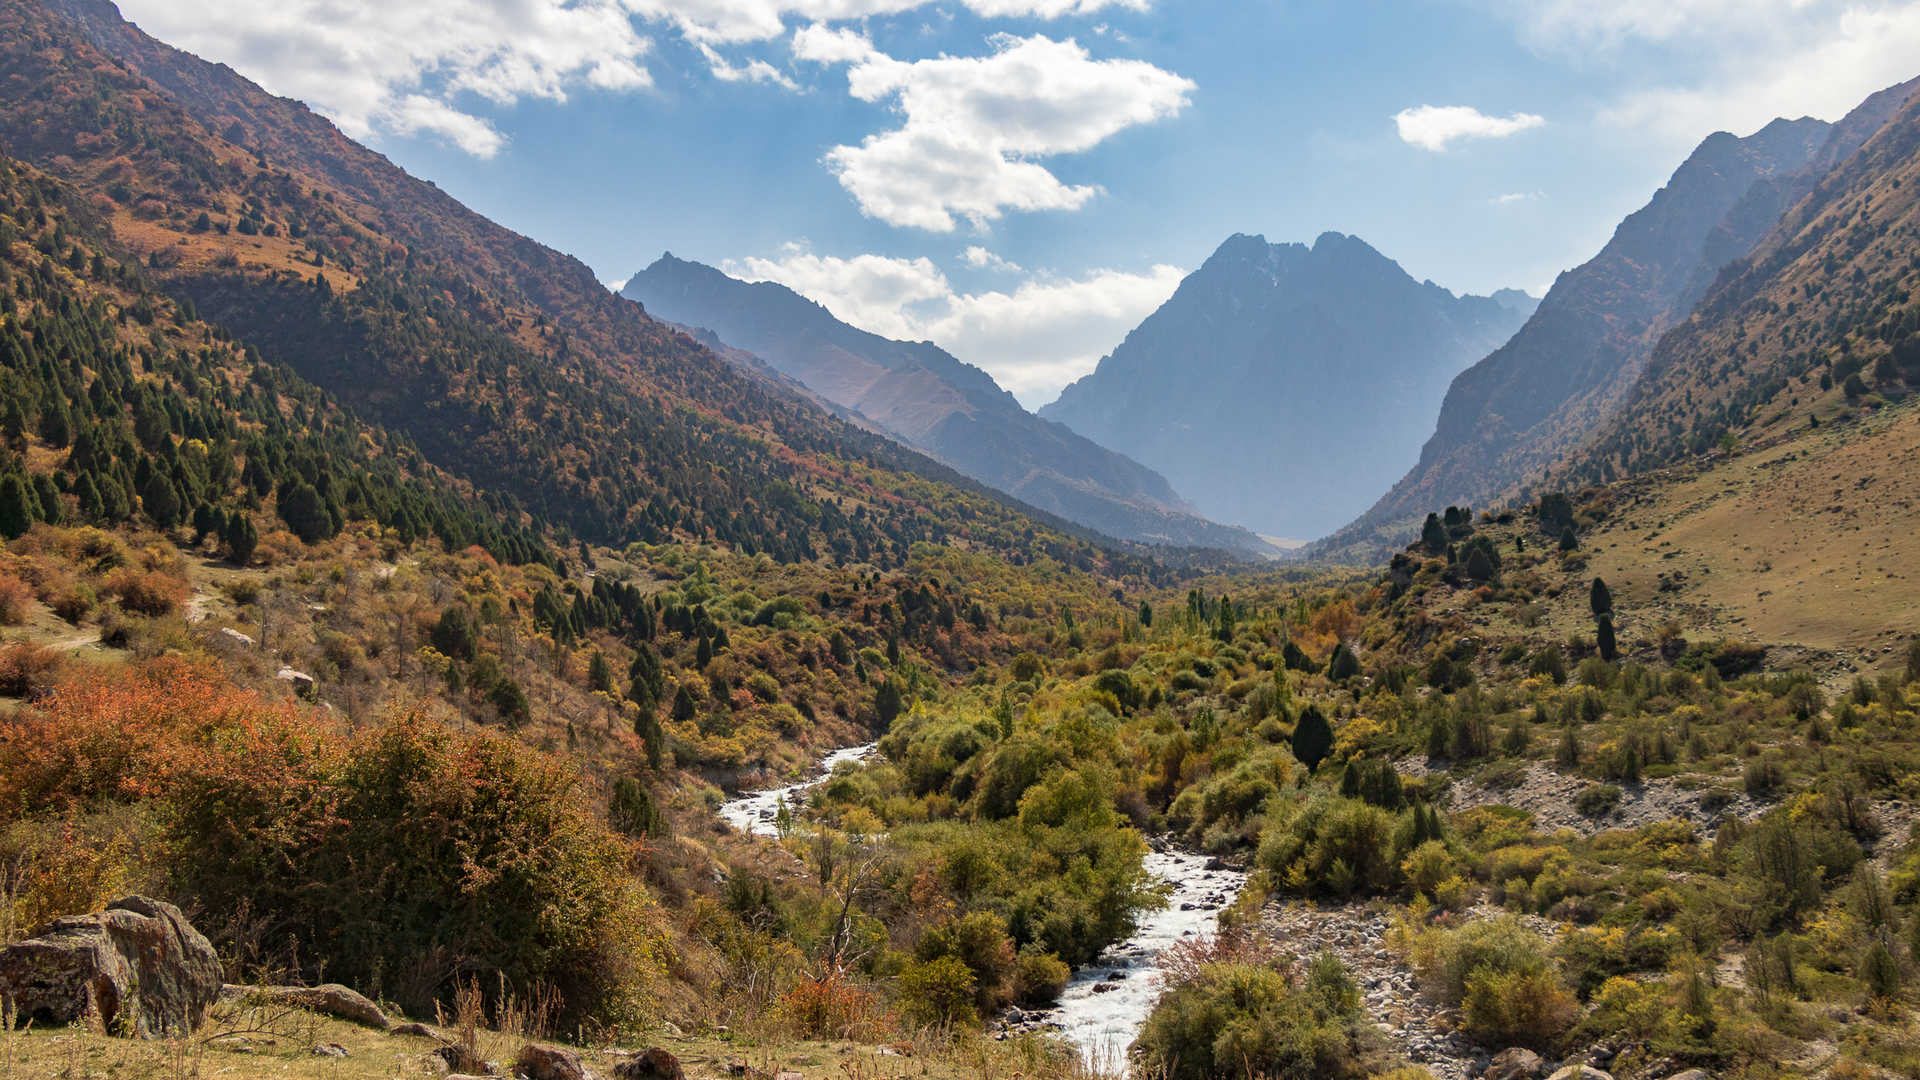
[623,255,1276,556]
[1038,232,1536,539]
[1322,78,1920,558]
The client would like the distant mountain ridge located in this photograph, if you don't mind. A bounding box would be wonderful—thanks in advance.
[1038,232,1536,539]
[623,255,1276,556]
[1321,76,1920,558]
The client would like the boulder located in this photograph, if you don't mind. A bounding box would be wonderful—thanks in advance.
[1664,1072,1712,1080]
[518,1043,602,1080]
[1486,1048,1546,1080]
[1547,1069,1613,1080]
[615,1047,686,1080]
[0,895,221,1038]
[393,1021,441,1038]
[225,983,391,1030]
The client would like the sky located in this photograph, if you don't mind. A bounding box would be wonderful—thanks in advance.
[114,0,1920,407]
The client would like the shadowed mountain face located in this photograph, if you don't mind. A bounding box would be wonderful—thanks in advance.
[623,256,1275,556]
[1323,79,1920,558]
[1037,232,1536,540]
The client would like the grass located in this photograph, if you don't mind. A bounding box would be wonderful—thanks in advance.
[0,1009,1113,1080]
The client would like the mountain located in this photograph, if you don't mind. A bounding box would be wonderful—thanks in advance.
[1323,78,1920,558]
[0,0,1172,579]
[1038,232,1536,539]
[623,255,1275,556]
[1559,78,1920,486]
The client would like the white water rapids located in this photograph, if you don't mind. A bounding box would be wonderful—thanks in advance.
[715,744,1247,1074]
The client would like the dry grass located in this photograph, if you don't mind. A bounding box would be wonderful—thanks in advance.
[0,1013,1114,1080]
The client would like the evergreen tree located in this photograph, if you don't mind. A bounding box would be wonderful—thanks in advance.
[1597,614,1618,663]
[587,650,613,694]
[670,683,699,727]
[140,472,181,529]
[1328,643,1362,682]
[1291,705,1334,774]
[1421,512,1448,555]
[1138,600,1153,628]
[1590,577,1614,617]
[875,678,904,727]
[224,511,259,565]
[1464,545,1495,582]
[1558,525,1579,551]
[0,473,35,539]
[279,480,334,543]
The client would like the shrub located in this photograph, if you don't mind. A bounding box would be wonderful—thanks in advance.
[777,970,877,1039]
[1259,796,1400,898]
[916,910,1016,1014]
[1012,946,1070,1006]
[1574,784,1622,818]
[0,643,62,698]
[1133,959,1371,1080]
[0,573,31,624]
[1401,840,1457,898]
[898,954,978,1028]
[1462,966,1576,1049]
[105,568,185,616]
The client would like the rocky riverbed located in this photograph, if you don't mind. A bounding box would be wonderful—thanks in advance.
[717,743,877,838]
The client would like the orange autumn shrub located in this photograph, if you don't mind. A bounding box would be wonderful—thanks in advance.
[0,657,281,817]
[0,643,64,699]
[105,568,187,617]
[777,969,881,1040]
[0,572,31,624]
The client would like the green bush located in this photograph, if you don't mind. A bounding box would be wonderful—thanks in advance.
[1132,958,1371,1080]
[1462,966,1576,1049]
[164,711,658,1033]
[1258,796,1401,898]
[1574,784,1622,818]
[1012,946,1070,1006]
[898,954,978,1028]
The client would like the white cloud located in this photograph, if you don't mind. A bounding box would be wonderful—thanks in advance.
[117,0,653,157]
[799,30,1194,230]
[1490,191,1544,205]
[1393,105,1546,151]
[114,0,1152,157]
[633,0,1148,44]
[1594,6,1920,145]
[961,246,1023,271]
[726,248,1182,404]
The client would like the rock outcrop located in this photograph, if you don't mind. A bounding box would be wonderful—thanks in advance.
[0,895,222,1038]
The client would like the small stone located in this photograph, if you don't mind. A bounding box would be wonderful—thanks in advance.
[616,1047,685,1080]
[312,1042,350,1058]
[393,1022,440,1038]
[517,1043,602,1080]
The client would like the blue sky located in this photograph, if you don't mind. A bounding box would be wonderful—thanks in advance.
[118,0,1920,405]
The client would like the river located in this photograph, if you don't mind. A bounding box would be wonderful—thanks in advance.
[1038,846,1247,1071]
[715,745,1248,1075]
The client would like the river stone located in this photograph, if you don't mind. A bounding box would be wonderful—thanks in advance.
[614,1046,686,1080]
[1546,1068,1613,1080]
[1664,1072,1713,1080]
[0,895,221,1037]
[518,1042,602,1080]
[225,983,392,1030]
[1486,1048,1545,1080]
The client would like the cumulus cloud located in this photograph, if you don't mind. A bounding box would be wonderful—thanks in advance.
[634,0,1148,43]
[961,246,1023,272]
[1490,191,1544,205]
[726,248,1182,404]
[117,0,654,157]
[1594,5,1920,145]
[114,0,1153,157]
[1393,105,1546,151]
[798,30,1194,231]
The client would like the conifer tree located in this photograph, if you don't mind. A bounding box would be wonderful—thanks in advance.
[0,473,34,539]
[1590,577,1613,617]
[1291,705,1334,774]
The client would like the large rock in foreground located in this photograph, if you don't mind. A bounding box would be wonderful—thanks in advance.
[0,896,222,1037]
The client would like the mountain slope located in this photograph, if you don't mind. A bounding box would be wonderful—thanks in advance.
[1326,79,1920,558]
[1559,79,1920,486]
[623,256,1273,556]
[0,0,1165,579]
[1039,232,1535,539]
